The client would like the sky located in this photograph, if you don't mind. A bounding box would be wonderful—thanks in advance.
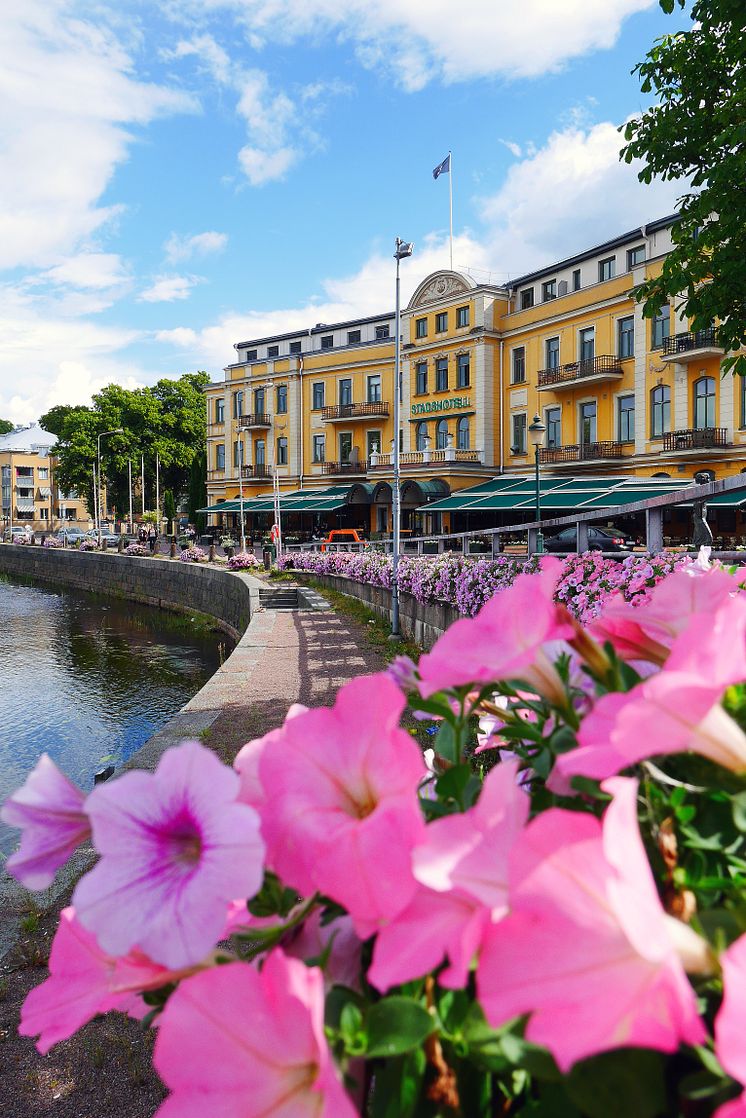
[0,0,692,425]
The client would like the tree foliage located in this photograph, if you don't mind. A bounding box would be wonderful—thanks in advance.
[0,418,15,435]
[621,0,746,376]
[40,373,210,519]
[188,451,207,534]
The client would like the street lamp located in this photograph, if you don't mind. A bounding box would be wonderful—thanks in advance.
[97,429,123,547]
[528,414,546,556]
[391,236,414,639]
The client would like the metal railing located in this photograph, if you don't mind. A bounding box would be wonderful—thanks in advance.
[663,427,729,451]
[321,402,389,420]
[241,464,270,479]
[539,441,625,464]
[320,460,368,475]
[537,355,623,388]
[370,449,481,468]
[237,413,271,428]
[207,469,225,480]
[662,328,721,357]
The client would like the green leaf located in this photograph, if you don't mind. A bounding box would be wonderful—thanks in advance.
[365,996,433,1058]
[433,720,458,764]
[435,764,473,806]
[499,1032,562,1082]
[369,1050,426,1118]
[731,792,746,832]
[565,1048,667,1118]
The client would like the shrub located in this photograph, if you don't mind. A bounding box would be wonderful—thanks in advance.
[227,551,260,571]
[124,543,150,557]
[178,546,205,563]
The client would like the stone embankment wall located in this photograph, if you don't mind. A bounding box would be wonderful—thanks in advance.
[0,545,251,641]
[290,571,458,648]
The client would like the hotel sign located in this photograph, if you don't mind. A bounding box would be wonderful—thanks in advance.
[411,395,471,416]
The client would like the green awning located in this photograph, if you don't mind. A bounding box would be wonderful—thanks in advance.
[199,485,357,516]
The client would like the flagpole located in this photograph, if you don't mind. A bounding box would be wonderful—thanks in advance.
[448,149,453,270]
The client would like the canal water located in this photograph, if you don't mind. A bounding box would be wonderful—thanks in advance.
[0,575,232,855]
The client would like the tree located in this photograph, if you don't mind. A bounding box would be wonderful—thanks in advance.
[163,489,176,525]
[621,0,746,376]
[0,419,14,435]
[188,451,207,534]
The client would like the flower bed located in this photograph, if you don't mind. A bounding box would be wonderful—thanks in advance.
[227,551,260,571]
[124,542,150,557]
[78,539,97,551]
[279,548,694,621]
[42,536,64,549]
[178,545,205,563]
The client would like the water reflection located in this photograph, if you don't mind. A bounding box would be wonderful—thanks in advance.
[0,575,232,854]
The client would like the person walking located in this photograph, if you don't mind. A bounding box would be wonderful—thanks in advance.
[147,524,157,553]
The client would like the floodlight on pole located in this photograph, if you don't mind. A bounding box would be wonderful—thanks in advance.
[391,237,414,640]
[96,429,123,547]
[528,414,546,556]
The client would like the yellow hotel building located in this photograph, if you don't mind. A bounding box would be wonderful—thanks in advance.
[204,214,744,540]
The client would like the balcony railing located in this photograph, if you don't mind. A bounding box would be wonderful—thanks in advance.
[321,402,390,421]
[369,449,482,468]
[207,469,225,480]
[237,413,271,428]
[662,328,723,359]
[662,427,729,452]
[241,464,271,479]
[539,441,625,464]
[537,355,623,388]
[320,460,368,475]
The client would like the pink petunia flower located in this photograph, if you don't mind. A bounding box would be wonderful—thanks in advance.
[477,778,707,1071]
[153,951,358,1118]
[369,762,528,991]
[257,674,427,937]
[714,934,746,1117]
[1,754,90,890]
[72,741,265,969]
[417,559,574,704]
[19,907,200,1053]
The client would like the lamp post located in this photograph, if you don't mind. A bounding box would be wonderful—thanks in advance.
[391,236,414,639]
[97,429,123,547]
[528,414,546,556]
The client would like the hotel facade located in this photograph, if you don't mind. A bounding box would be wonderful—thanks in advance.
[203,215,744,539]
[0,425,90,536]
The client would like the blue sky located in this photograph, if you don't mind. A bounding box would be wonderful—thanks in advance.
[0,0,691,424]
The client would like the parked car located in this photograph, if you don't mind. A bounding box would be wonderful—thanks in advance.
[54,527,88,545]
[544,525,635,554]
[3,525,35,543]
[319,529,367,552]
[85,529,124,549]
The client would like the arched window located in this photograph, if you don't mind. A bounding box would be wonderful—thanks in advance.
[457,416,470,450]
[650,386,671,437]
[415,422,429,451]
[436,419,449,449]
[694,376,716,429]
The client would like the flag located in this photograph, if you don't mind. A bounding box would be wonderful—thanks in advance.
[432,153,451,180]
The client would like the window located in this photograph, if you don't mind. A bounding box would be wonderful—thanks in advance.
[520,288,534,310]
[435,312,448,333]
[599,256,616,282]
[215,398,224,424]
[618,316,634,359]
[367,374,382,403]
[694,376,716,429]
[216,444,225,470]
[267,345,279,358]
[435,419,449,449]
[246,349,257,362]
[618,395,635,442]
[652,306,670,349]
[276,385,287,414]
[542,279,557,302]
[457,353,470,388]
[367,431,381,457]
[233,440,243,468]
[572,269,581,291]
[456,305,470,328]
[347,329,361,344]
[321,335,333,350]
[312,382,324,409]
[416,422,429,451]
[339,432,352,462]
[627,245,645,269]
[511,414,527,455]
[741,376,746,428]
[415,361,428,395]
[415,317,427,338]
[39,507,48,520]
[579,327,595,364]
[276,437,288,466]
[546,406,561,448]
[375,324,390,340]
[254,388,265,415]
[312,434,325,463]
[38,468,49,480]
[650,385,671,437]
[255,439,265,465]
[457,416,470,450]
[580,401,597,445]
[545,337,560,370]
[233,390,243,418]
[511,347,526,384]
[339,378,352,406]
[435,357,448,392]
[289,340,302,354]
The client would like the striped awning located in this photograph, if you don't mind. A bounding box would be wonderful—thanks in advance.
[198,485,359,515]
[38,487,51,498]
[16,498,35,511]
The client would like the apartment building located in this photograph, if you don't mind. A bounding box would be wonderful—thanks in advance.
[203,214,743,538]
[0,425,90,536]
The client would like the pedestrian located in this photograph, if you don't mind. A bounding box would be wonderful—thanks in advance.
[138,523,147,544]
[187,523,196,544]
[147,524,157,553]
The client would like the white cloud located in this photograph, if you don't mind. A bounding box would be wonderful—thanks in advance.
[499,139,523,159]
[238,144,299,186]
[138,275,199,302]
[164,231,228,263]
[42,253,131,291]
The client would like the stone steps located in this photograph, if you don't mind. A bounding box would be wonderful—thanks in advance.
[258,587,300,611]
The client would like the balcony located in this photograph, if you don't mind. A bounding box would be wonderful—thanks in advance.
[537,355,624,391]
[320,460,368,475]
[321,402,390,422]
[539,441,625,465]
[662,427,729,452]
[369,449,482,469]
[241,464,271,479]
[661,328,724,363]
[237,413,271,429]
[207,469,225,481]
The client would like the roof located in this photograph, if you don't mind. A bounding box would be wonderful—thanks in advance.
[198,485,367,515]
[0,424,55,453]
